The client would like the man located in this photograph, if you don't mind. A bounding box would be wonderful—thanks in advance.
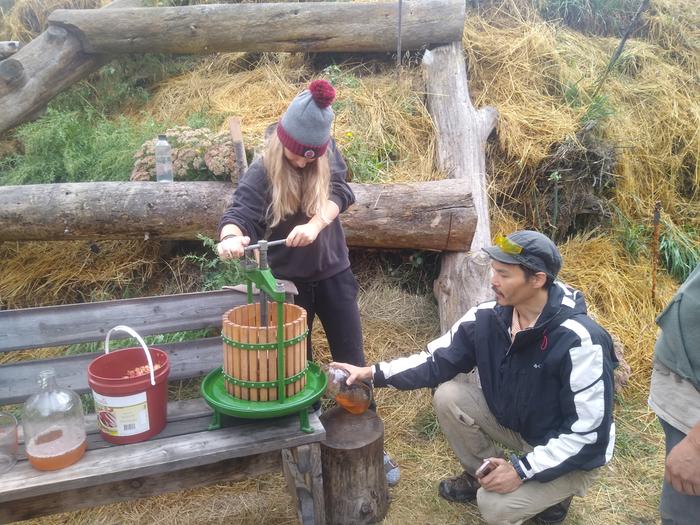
[648,263,700,524]
[333,230,616,524]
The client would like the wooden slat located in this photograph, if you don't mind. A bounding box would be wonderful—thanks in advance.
[1,451,283,524]
[0,337,223,405]
[0,289,248,352]
[0,411,324,502]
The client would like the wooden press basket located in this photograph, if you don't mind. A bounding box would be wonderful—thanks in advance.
[221,303,307,401]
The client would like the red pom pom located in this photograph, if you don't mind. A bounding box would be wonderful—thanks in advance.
[308,79,336,109]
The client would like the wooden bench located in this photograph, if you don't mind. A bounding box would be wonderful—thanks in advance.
[0,290,325,524]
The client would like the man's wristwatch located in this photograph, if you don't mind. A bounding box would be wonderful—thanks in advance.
[220,234,239,242]
[510,454,528,481]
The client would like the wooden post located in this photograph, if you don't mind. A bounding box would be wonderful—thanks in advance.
[282,443,326,525]
[423,42,498,331]
[320,407,389,525]
[227,117,248,182]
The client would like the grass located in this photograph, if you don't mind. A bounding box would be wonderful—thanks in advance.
[535,0,642,36]
[0,109,162,185]
[659,218,700,283]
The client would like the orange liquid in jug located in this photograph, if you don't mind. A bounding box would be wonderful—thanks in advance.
[335,390,371,415]
[26,426,87,471]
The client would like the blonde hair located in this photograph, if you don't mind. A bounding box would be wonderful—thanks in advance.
[263,132,331,228]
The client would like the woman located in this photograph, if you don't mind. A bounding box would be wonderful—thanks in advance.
[217,79,364,370]
[217,80,399,486]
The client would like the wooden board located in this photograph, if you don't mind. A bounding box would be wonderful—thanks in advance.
[0,289,249,353]
[0,410,324,503]
[1,452,282,523]
[0,336,225,405]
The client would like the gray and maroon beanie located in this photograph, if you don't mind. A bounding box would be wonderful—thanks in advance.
[277,79,336,160]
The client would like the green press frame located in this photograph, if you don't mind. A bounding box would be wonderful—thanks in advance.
[201,240,327,433]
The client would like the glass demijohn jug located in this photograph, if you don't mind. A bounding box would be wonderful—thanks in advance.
[22,370,87,471]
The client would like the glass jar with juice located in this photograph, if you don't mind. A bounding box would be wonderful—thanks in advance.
[22,369,87,471]
[325,366,372,415]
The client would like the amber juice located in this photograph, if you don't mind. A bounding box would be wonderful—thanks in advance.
[335,388,371,415]
[25,425,87,471]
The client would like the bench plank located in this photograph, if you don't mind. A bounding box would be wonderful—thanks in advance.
[0,289,248,352]
[0,337,223,404]
[0,452,283,524]
[0,411,324,502]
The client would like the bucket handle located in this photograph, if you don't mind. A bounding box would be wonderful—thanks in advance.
[104,325,157,386]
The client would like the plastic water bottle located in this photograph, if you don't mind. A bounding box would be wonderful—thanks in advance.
[154,135,173,182]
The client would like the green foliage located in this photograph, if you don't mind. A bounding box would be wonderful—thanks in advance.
[414,407,441,440]
[0,109,161,185]
[323,64,360,89]
[536,0,640,36]
[0,54,202,185]
[616,214,649,261]
[186,109,222,130]
[341,132,395,184]
[186,235,244,290]
[54,55,196,117]
[563,81,614,125]
[659,220,700,282]
[66,328,216,356]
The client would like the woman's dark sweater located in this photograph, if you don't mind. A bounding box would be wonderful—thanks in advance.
[218,141,355,282]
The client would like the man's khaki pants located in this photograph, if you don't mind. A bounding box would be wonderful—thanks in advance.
[432,374,599,525]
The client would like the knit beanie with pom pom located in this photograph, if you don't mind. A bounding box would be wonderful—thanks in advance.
[277,79,336,159]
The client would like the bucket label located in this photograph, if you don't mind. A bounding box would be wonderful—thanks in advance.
[92,391,150,436]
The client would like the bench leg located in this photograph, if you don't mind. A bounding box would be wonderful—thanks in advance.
[282,443,325,525]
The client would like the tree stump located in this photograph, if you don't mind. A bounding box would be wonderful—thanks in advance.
[320,407,389,525]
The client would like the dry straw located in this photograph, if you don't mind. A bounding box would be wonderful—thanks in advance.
[0,0,102,41]
[0,240,158,310]
[464,0,699,228]
[145,53,438,182]
[2,0,695,522]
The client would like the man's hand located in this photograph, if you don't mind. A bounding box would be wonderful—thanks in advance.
[329,362,373,385]
[287,223,322,248]
[217,235,250,259]
[479,457,523,494]
[666,425,700,496]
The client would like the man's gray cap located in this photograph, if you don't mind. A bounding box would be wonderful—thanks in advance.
[482,230,562,279]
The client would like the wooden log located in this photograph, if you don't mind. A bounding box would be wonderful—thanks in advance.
[0,58,25,92]
[423,43,498,331]
[282,443,325,525]
[0,41,21,58]
[48,1,465,55]
[0,179,476,251]
[320,407,388,525]
[0,0,144,135]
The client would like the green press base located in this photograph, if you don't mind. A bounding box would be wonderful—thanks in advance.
[201,362,327,433]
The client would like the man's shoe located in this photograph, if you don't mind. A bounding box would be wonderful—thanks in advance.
[533,496,573,524]
[438,471,480,503]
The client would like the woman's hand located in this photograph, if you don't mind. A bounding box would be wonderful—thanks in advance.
[329,362,374,385]
[286,223,322,248]
[217,235,250,259]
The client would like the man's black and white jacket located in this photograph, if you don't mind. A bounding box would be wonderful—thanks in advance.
[373,282,617,482]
